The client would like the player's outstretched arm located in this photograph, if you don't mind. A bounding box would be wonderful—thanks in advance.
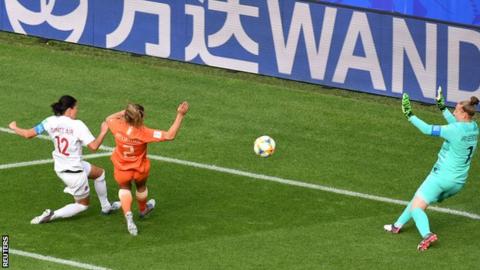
[8,121,37,139]
[436,86,456,123]
[87,121,109,152]
[163,101,189,141]
[409,116,437,136]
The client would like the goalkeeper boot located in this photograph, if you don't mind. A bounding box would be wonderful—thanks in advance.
[383,224,401,234]
[31,209,54,224]
[417,233,438,251]
[139,199,156,219]
[125,212,138,236]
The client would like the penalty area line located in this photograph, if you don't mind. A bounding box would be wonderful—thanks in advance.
[10,249,111,270]
[2,127,480,221]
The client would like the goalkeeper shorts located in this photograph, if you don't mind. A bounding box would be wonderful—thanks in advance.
[415,174,464,204]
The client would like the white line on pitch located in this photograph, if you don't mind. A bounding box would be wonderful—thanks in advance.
[145,155,480,220]
[0,152,111,170]
[10,249,111,270]
[2,126,480,221]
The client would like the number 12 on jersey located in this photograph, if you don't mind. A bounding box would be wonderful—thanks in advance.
[54,136,70,156]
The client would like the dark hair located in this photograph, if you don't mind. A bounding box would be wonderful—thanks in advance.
[124,103,145,127]
[460,96,479,117]
[51,95,77,116]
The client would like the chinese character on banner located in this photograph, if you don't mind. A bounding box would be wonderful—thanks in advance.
[106,0,171,57]
[4,0,88,42]
[185,0,259,73]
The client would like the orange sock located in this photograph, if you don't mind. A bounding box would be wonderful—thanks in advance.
[118,189,133,215]
[136,188,148,213]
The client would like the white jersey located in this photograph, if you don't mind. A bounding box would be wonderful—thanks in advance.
[37,116,95,172]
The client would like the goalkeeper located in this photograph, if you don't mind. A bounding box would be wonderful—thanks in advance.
[384,88,479,251]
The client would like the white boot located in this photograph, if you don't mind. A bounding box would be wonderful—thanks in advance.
[125,212,138,236]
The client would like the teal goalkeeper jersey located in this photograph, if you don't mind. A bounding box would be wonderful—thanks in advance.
[409,110,479,184]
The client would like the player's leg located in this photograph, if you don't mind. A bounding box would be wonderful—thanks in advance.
[410,196,431,237]
[411,176,444,236]
[414,181,463,251]
[385,175,438,236]
[51,196,90,219]
[135,179,148,214]
[384,201,412,233]
[410,196,438,251]
[385,176,435,234]
[51,172,91,221]
[410,175,445,251]
[119,183,137,236]
[31,197,89,224]
[134,161,155,218]
[84,161,120,214]
[134,175,155,218]
[115,171,134,215]
[32,172,90,224]
[115,168,137,235]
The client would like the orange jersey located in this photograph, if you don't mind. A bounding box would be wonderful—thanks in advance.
[107,118,166,173]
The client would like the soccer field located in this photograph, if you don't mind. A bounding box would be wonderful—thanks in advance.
[1,32,480,269]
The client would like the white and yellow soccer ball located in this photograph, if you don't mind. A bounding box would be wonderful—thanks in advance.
[253,136,276,157]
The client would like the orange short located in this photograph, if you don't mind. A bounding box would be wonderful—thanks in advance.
[112,158,151,186]
[113,167,150,185]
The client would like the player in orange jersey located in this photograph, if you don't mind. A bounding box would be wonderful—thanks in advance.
[105,101,189,235]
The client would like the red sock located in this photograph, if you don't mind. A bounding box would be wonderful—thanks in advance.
[136,188,148,212]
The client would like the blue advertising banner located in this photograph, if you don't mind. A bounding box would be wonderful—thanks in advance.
[315,0,480,27]
[0,0,3,30]
[1,0,479,107]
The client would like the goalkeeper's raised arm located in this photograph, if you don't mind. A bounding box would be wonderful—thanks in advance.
[402,93,448,139]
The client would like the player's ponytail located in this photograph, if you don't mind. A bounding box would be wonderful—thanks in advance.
[470,96,479,106]
[125,103,145,127]
[460,96,479,117]
[51,95,77,116]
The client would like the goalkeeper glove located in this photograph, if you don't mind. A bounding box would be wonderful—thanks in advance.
[402,93,414,119]
[436,86,446,111]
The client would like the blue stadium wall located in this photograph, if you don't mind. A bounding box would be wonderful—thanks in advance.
[315,0,480,27]
[1,0,479,107]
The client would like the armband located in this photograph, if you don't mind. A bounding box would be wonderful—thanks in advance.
[33,123,45,135]
[431,125,441,137]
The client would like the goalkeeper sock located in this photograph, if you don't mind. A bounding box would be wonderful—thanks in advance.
[394,201,412,228]
[93,171,111,211]
[119,189,133,215]
[411,208,431,238]
[52,203,88,220]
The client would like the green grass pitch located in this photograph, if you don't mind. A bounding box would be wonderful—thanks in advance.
[0,31,479,269]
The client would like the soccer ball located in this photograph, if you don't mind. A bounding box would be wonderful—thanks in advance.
[254,136,276,157]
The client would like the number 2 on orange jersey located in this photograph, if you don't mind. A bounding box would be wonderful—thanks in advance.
[122,145,134,158]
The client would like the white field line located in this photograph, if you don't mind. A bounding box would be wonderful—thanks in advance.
[2,127,480,221]
[145,154,480,220]
[10,249,111,270]
[0,152,111,170]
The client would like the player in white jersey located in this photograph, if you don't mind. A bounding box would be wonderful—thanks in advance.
[9,95,120,224]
